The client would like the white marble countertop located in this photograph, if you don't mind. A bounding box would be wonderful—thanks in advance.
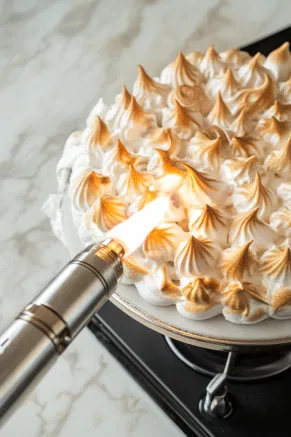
[0,0,290,435]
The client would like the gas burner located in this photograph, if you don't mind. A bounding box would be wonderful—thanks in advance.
[165,337,291,382]
[91,301,291,437]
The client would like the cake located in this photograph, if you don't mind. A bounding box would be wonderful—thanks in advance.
[46,43,291,324]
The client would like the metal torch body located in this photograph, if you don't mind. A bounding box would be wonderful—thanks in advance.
[0,239,124,418]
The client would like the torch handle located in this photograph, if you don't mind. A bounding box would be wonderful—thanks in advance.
[0,240,123,419]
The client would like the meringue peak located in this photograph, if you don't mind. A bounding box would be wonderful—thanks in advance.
[231,136,262,159]
[91,195,128,231]
[261,241,291,285]
[118,164,152,197]
[221,240,256,280]
[181,164,218,193]
[115,138,137,165]
[143,223,185,262]
[265,135,291,173]
[87,116,111,149]
[174,99,199,127]
[168,84,212,115]
[137,187,158,210]
[223,281,268,317]
[121,85,132,109]
[233,172,278,220]
[71,170,112,212]
[135,65,169,95]
[208,92,232,127]
[189,204,228,232]
[160,51,202,87]
[181,277,221,304]
[174,234,219,277]
[229,206,276,252]
[267,42,290,64]
[155,149,185,176]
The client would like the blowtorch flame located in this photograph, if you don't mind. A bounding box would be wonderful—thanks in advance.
[106,196,171,255]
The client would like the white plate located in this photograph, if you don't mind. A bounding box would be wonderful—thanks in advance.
[62,198,291,351]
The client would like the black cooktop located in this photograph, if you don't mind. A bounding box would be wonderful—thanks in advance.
[89,26,291,437]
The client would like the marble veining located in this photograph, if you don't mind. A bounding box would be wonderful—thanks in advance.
[0,0,291,435]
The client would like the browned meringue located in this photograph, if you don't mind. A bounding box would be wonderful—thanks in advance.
[263,100,291,122]
[207,93,232,129]
[133,65,170,109]
[221,240,257,281]
[86,195,128,232]
[200,44,223,77]
[265,135,291,175]
[174,235,220,277]
[149,150,186,192]
[105,85,131,129]
[120,95,157,140]
[234,74,274,114]
[233,172,277,220]
[179,163,228,207]
[258,116,290,145]
[229,207,276,252]
[265,42,291,80]
[188,204,229,247]
[207,68,240,101]
[116,164,152,197]
[220,48,250,65]
[222,281,268,322]
[186,50,203,66]
[221,155,258,185]
[162,99,203,139]
[71,170,113,212]
[181,277,222,313]
[144,127,181,158]
[167,84,212,115]
[237,52,268,87]
[160,52,203,87]
[122,256,149,283]
[260,240,291,287]
[230,135,265,160]
[279,75,291,101]
[59,42,291,325]
[143,223,186,262]
[85,116,112,155]
[187,133,222,173]
[231,107,255,137]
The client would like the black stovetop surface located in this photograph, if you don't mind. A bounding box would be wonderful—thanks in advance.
[89,26,291,437]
